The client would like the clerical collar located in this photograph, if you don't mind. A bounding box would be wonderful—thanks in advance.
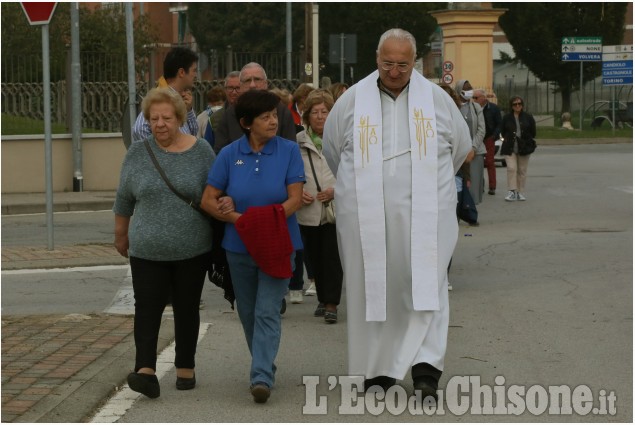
[376,77,410,100]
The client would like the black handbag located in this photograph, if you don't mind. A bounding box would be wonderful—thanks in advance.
[517,136,537,156]
[457,184,478,225]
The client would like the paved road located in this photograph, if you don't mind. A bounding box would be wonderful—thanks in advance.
[1,143,632,422]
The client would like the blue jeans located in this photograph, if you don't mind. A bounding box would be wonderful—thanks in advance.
[226,251,294,388]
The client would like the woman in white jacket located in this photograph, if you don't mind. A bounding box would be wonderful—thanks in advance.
[295,90,343,324]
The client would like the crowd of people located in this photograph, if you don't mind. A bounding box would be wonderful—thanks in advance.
[114,29,536,405]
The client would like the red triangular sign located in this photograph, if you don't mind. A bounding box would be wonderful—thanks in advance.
[21,2,58,26]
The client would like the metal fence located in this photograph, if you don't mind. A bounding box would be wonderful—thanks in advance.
[493,79,633,116]
[1,48,305,134]
[1,79,302,134]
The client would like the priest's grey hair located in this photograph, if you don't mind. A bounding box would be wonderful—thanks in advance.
[376,28,417,60]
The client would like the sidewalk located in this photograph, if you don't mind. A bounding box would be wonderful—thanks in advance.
[0,190,160,422]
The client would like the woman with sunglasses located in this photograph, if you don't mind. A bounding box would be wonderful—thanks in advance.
[500,95,536,201]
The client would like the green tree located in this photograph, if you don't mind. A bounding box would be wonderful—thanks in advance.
[188,3,306,54]
[496,2,627,114]
[318,3,445,82]
[187,2,445,83]
[1,3,158,82]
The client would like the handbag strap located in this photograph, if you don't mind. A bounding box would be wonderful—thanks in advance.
[305,147,322,192]
[143,139,208,216]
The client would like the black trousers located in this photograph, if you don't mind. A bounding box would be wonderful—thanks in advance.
[299,223,343,305]
[129,252,208,372]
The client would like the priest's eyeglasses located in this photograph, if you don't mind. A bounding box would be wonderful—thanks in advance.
[380,61,411,73]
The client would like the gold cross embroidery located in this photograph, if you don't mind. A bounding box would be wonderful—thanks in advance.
[357,115,379,167]
[413,108,435,159]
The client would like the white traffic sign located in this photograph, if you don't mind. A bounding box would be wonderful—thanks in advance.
[561,44,602,53]
[602,52,633,61]
[442,73,453,84]
[442,61,454,73]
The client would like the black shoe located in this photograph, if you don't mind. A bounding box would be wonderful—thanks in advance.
[127,372,160,398]
[250,382,271,403]
[413,375,438,402]
[488,189,496,195]
[364,376,396,392]
[324,309,337,324]
[176,373,196,390]
[280,298,287,315]
[314,303,325,317]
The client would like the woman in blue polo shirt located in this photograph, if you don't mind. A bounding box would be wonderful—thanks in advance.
[201,89,304,404]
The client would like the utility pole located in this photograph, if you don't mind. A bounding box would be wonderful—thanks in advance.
[286,2,292,80]
[312,3,319,88]
[70,3,83,192]
[304,3,312,83]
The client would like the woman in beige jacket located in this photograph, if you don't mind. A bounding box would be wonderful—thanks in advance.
[295,90,343,324]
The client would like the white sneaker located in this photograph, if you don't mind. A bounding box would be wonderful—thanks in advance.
[505,190,517,201]
[516,192,526,201]
[304,282,317,296]
[448,284,453,291]
[289,290,303,304]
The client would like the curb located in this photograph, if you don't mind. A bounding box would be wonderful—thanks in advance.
[536,137,631,145]
[1,201,115,216]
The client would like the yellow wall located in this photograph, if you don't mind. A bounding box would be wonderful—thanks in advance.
[431,8,506,93]
[2,134,127,193]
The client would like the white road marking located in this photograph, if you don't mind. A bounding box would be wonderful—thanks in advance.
[104,266,135,315]
[3,210,112,218]
[610,186,633,194]
[1,265,129,275]
[88,322,212,423]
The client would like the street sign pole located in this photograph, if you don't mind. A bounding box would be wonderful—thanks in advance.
[580,62,583,131]
[612,86,616,136]
[42,23,54,250]
[340,33,345,83]
[21,2,58,250]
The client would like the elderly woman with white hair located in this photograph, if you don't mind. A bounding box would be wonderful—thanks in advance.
[114,88,215,399]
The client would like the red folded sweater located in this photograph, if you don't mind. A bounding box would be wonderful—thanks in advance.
[235,204,293,279]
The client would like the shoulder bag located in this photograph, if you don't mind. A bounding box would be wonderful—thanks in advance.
[517,135,537,156]
[143,139,209,216]
[305,148,336,224]
[143,140,234,302]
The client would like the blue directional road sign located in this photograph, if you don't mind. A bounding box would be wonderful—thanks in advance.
[602,45,633,86]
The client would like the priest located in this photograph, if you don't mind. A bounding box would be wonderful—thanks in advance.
[322,28,472,400]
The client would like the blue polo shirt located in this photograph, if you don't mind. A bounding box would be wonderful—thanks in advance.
[207,135,305,254]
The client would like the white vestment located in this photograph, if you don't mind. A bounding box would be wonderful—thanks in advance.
[322,72,472,379]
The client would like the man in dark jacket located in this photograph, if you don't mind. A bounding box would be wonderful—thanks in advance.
[473,89,502,195]
[213,62,297,154]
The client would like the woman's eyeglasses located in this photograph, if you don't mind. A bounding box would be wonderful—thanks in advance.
[512,102,523,106]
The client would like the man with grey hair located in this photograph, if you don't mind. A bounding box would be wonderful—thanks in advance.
[199,71,242,148]
[213,63,297,154]
[323,28,472,400]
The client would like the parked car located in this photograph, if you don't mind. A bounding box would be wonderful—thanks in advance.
[494,137,506,167]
